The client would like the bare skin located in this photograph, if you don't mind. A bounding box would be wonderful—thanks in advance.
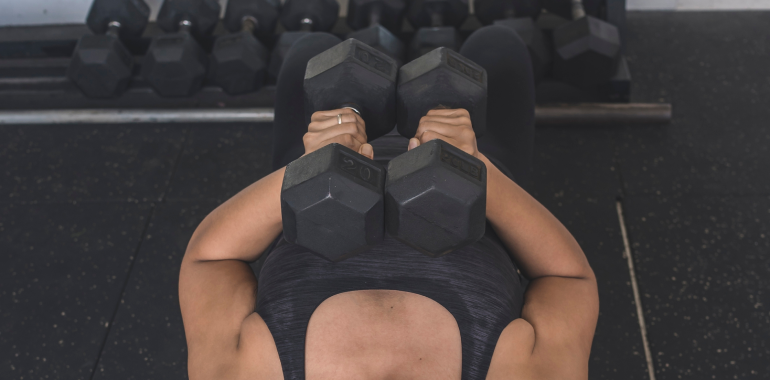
[179,108,599,380]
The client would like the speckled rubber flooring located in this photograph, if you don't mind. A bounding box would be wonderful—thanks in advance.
[2,11,770,380]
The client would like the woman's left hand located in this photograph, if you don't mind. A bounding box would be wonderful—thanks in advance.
[408,108,479,158]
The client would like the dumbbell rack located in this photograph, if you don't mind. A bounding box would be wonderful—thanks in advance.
[0,0,665,126]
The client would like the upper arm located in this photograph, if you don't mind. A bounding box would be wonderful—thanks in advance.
[179,254,258,378]
[523,275,599,379]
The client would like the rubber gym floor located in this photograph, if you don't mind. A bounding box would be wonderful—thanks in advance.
[2,11,769,380]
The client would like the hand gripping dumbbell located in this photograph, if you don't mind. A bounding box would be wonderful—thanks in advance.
[551,0,621,88]
[141,0,221,97]
[267,0,339,82]
[405,0,468,62]
[281,39,398,261]
[474,0,551,82]
[67,0,150,98]
[346,0,407,65]
[386,47,488,256]
[211,0,279,95]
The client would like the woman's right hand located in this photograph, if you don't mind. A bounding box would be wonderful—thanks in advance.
[303,108,373,160]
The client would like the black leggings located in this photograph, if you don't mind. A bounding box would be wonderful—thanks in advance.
[271,26,535,189]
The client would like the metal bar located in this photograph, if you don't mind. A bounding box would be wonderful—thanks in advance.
[536,103,672,125]
[0,104,672,125]
[0,108,276,124]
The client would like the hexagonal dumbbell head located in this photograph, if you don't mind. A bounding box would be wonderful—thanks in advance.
[222,0,280,37]
[347,24,405,64]
[407,26,461,62]
[141,32,208,97]
[406,0,468,28]
[304,38,398,141]
[280,0,339,31]
[347,0,406,33]
[156,0,221,37]
[552,16,621,88]
[67,35,134,98]
[397,47,487,138]
[494,18,551,81]
[473,0,541,25]
[86,0,150,39]
[282,144,386,261]
[385,139,486,256]
[211,32,269,94]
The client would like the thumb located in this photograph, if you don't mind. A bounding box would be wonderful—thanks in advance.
[359,143,374,160]
[408,138,420,151]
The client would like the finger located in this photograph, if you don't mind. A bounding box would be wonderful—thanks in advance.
[308,113,367,140]
[307,123,367,146]
[415,121,467,139]
[419,115,472,126]
[313,113,367,140]
[408,137,420,151]
[418,129,454,145]
[358,143,374,160]
[418,130,477,157]
[311,108,359,122]
[316,134,363,152]
[426,108,470,117]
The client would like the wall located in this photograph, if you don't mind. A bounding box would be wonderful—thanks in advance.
[0,0,768,27]
[627,0,770,10]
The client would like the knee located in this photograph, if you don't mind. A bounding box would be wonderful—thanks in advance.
[286,33,343,64]
[461,25,529,61]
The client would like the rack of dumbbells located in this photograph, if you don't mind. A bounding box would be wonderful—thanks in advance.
[0,0,670,125]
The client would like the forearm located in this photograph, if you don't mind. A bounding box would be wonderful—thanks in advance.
[479,154,592,280]
[187,167,286,263]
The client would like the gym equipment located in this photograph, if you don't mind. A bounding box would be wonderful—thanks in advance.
[141,0,221,97]
[551,0,621,88]
[211,0,278,95]
[346,0,407,64]
[0,103,673,126]
[405,0,468,62]
[67,0,150,98]
[396,47,486,137]
[281,39,398,261]
[268,0,339,82]
[387,47,487,256]
[474,0,550,82]
[542,0,601,19]
[280,0,339,32]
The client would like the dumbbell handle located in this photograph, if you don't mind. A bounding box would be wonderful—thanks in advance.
[105,21,122,38]
[298,17,314,31]
[178,19,194,34]
[430,12,444,27]
[241,15,258,34]
[571,0,586,20]
[367,3,383,27]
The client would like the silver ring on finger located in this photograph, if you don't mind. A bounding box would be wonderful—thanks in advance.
[337,114,342,125]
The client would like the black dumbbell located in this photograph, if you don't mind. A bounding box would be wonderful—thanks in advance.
[551,0,621,88]
[141,0,221,97]
[405,0,468,62]
[387,47,487,256]
[211,0,279,95]
[67,0,150,98]
[267,0,339,82]
[542,0,602,19]
[346,0,406,65]
[281,39,398,262]
[474,0,551,82]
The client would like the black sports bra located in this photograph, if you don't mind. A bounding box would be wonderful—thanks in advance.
[255,227,527,380]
